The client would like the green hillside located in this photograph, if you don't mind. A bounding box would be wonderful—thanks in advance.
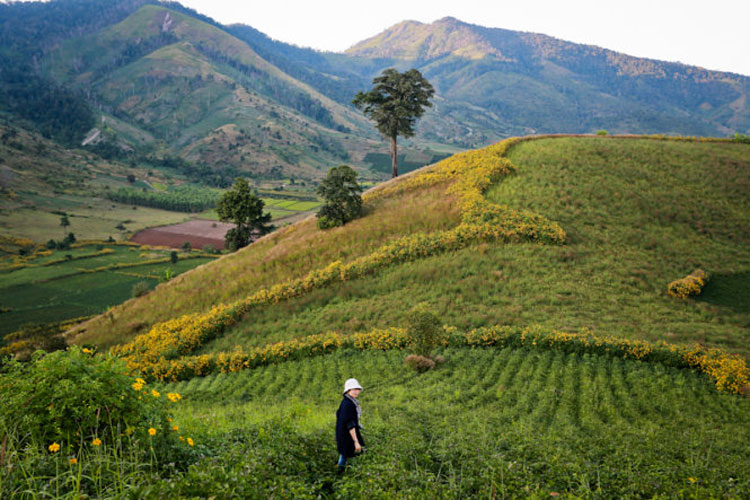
[74,136,750,357]
[39,4,403,182]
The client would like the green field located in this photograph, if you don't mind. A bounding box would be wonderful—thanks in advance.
[0,244,214,335]
[148,347,750,497]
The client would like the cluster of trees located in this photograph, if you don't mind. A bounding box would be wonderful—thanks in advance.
[142,155,241,188]
[105,185,221,213]
[47,233,76,250]
[0,55,95,146]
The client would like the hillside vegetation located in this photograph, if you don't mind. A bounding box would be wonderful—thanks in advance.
[75,136,750,362]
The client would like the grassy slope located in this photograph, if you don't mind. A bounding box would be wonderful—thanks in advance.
[74,137,750,356]
[197,137,750,355]
[155,348,750,497]
[72,180,461,347]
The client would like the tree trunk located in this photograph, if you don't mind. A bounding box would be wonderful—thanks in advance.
[390,135,398,178]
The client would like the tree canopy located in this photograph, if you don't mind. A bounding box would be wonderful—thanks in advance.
[316,165,363,229]
[353,68,434,178]
[216,178,272,251]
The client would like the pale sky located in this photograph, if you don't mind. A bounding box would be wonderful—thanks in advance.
[178,0,750,76]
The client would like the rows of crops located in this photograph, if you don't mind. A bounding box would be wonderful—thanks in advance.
[0,245,214,334]
[160,347,750,497]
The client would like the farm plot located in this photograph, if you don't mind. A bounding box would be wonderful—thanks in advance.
[131,220,234,249]
[159,347,750,498]
[0,244,213,335]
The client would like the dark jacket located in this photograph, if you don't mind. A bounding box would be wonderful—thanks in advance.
[336,396,364,458]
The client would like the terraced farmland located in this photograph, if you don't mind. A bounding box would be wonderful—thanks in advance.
[157,348,750,498]
[0,244,215,335]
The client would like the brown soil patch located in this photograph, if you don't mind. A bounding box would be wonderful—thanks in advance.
[131,219,234,249]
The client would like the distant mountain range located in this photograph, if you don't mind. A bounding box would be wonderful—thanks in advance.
[1,0,748,182]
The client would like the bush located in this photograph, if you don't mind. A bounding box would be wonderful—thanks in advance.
[404,354,435,373]
[596,129,609,136]
[0,348,174,447]
[406,303,444,358]
[132,281,151,298]
[668,269,709,299]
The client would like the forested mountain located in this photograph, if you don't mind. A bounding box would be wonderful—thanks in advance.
[343,17,750,138]
[1,1,748,182]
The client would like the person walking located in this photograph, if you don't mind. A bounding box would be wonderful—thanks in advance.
[336,378,365,472]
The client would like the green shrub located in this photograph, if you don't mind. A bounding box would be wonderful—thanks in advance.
[316,165,363,229]
[406,303,444,358]
[596,129,609,136]
[734,133,750,144]
[0,348,173,447]
[132,281,151,298]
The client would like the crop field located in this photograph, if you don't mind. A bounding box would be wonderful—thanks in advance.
[0,199,193,243]
[0,244,214,335]
[131,219,235,250]
[154,348,750,497]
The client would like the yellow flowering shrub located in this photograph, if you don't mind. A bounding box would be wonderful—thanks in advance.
[668,269,709,299]
[137,323,749,394]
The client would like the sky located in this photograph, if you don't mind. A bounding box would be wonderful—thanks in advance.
[178,0,750,76]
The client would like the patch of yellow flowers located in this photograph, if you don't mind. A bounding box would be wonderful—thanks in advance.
[138,324,749,395]
[668,269,709,299]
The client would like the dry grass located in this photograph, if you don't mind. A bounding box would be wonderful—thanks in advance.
[71,180,460,348]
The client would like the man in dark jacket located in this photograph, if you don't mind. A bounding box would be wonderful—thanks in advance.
[336,378,364,472]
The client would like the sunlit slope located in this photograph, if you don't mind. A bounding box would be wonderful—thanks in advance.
[75,136,750,361]
[195,136,750,357]
[72,179,462,348]
[156,348,750,497]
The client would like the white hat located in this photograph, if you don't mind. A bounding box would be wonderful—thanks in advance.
[343,378,363,394]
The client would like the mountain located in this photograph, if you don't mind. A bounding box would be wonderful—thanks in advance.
[344,17,750,137]
[2,1,750,188]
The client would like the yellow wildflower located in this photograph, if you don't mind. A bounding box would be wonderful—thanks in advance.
[82,348,93,354]
[151,389,160,398]
[132,382,143,391]
[69,457,77,465]
[187,437,194,446]
[179,436,185,442]
[48,442,60,453]
[148,427,157,436]
[688,477,698,484]
[92,438,102,446]
[172,425,179,431]
[167,392,182,402]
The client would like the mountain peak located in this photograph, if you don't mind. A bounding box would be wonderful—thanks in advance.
[345,16,509,61]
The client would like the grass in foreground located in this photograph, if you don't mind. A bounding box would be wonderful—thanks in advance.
[150,348,750,498]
